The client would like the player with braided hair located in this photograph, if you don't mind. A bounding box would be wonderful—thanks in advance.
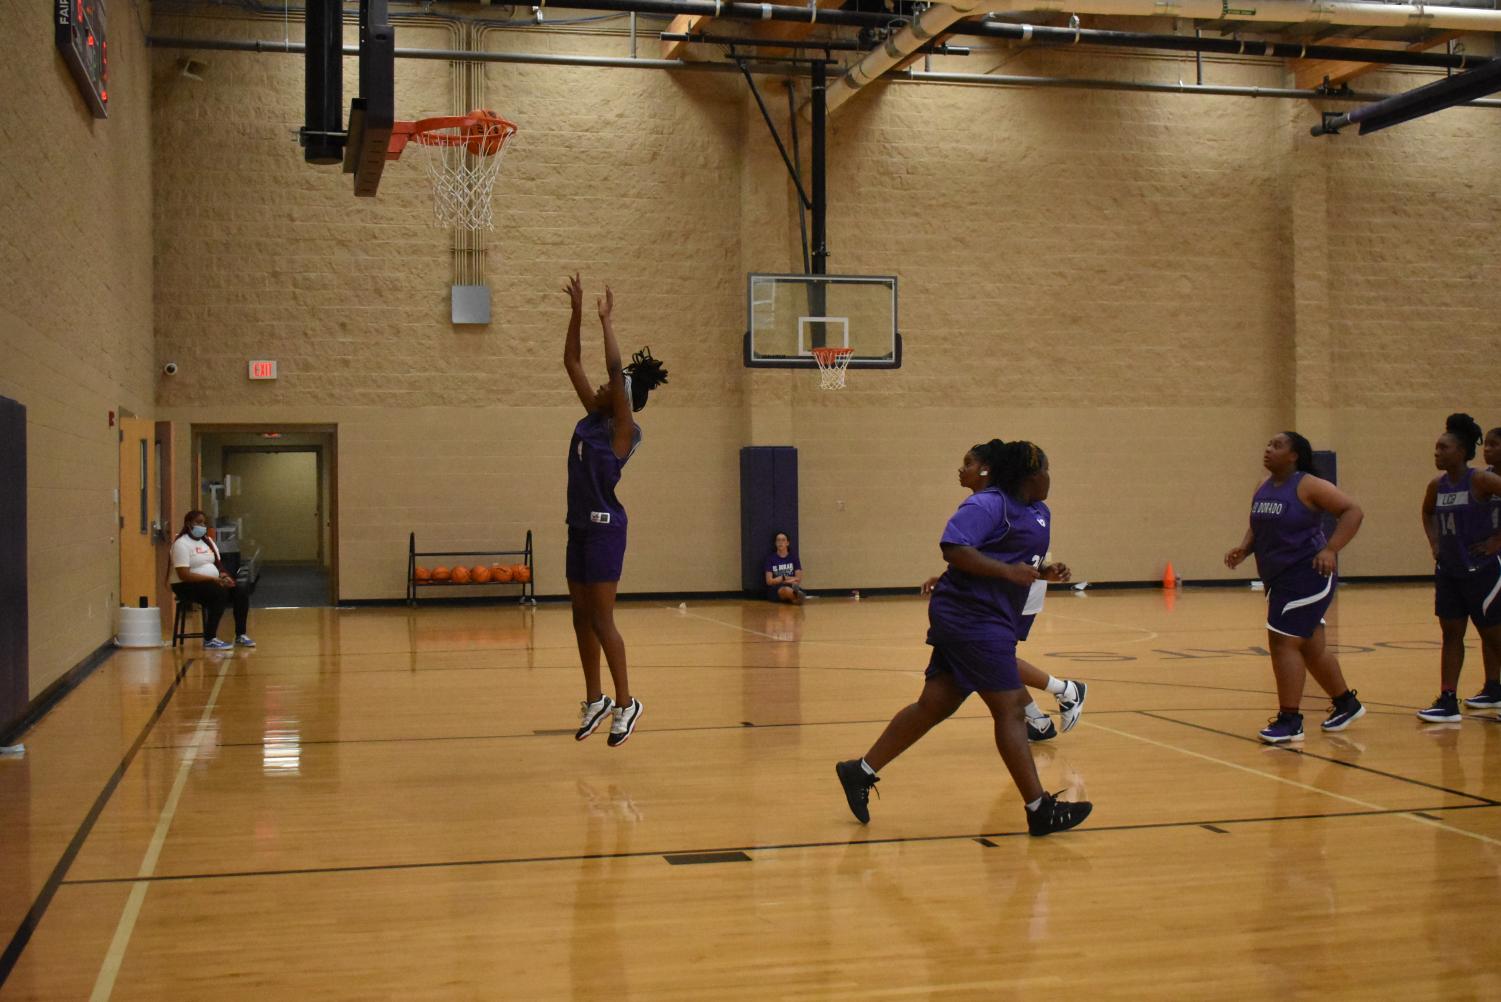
[919,439,1087,741]
[561,274,669,747]
[836,438,1093,836]
[1418,413,1501,722]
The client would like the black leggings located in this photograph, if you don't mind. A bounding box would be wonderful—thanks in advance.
[175,580,250,639]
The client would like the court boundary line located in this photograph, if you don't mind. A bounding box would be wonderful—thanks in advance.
[89,662,231,1001]
[1086,717,1501,847]
[0,659,196,993]
[1136,710,1499,805]
[57,802,1497,887]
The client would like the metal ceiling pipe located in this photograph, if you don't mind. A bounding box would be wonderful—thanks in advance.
[827,0,1501,112]
[904,67,1501,106]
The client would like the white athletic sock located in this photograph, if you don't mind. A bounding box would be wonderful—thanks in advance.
[1045,676,1067,696]
[859,758,877,777]
[1023,701,1048,720]
[1026,796,1044,812]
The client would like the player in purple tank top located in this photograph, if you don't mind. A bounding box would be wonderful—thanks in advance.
[1470,426,1501,710]
[1417,414,1501,722]
[918,449,1087,743]
[835,439,1093,837]
[1224,432,1366,744]
[561,274,668,747]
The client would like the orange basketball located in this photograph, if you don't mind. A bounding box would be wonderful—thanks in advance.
[451,566,472,584]
[432,566,451,582]
[472,565,492,583]
[466,109,509,157]
[491,563,513,583]
[414,566,432,581]
[512,564,531,584]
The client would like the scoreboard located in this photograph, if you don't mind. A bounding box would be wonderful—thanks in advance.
[56,0,109,119]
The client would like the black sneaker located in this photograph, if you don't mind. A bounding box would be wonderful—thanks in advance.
[1026,714,1058,742]
[1027,791,1093,837]
[1321,690,1365,732]
[1463,682,1501,709]
[835,759,879,824]
[1416,693,1462,723]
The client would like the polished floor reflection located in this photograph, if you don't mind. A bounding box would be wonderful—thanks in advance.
[2,585,1499,999]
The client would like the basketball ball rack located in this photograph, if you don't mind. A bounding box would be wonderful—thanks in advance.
[407,531,535,606]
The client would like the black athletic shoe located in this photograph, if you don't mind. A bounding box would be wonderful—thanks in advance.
[1027,791,1093,837]
[835,759,879,824]
[1026,714,1058,742]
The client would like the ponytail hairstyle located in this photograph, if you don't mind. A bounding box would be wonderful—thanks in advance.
[623,347,668,413]
[972,438,1047,497]
[1445,412,1482,461]
[1282,431,1316,474]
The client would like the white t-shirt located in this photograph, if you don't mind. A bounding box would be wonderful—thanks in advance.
[171,535,222,581]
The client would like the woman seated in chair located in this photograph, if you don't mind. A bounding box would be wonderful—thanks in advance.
[170,510,254,650]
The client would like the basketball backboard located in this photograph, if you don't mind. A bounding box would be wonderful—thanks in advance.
[744,274,900,369]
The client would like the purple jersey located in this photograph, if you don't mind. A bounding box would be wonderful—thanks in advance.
[1435,468,1492,576]
[566,412,641,530]
[1249,472,1326,582]
[1490,467,1501,535]
[765,553,800,581]
[927,489,1050,643]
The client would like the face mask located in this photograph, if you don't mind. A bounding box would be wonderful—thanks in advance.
[189,526,208,540]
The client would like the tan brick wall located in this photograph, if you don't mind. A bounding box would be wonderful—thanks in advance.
[145,14,1501,598]
[0,5,155,696]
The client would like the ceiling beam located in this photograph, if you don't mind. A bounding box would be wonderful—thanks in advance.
[1292,32,1461,90]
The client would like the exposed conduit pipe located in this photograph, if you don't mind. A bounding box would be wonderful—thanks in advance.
[146,34,1501,106]
[906,66,1501,105]
[828,0,1501,112]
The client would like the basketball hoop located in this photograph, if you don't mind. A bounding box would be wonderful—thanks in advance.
[811,346,855,390]
[388,109,517,230]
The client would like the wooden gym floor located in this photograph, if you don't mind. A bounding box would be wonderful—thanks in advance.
[1,584,1498,1000]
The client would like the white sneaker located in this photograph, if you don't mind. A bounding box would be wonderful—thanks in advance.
[1057,680,1087,732]
[575,694,614,741]
[203,638,232,650]
[235,634,256,647]
[607,698,643,747]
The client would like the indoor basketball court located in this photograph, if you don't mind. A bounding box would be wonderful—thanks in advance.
[3,0,1501,998]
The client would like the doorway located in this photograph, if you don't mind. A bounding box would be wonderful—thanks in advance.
[194,426,338,607]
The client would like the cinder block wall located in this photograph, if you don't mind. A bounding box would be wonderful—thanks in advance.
[0,6,155,695]
[150,13,1501,599]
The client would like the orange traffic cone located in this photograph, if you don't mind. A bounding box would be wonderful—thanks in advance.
[1162,562,1177,589]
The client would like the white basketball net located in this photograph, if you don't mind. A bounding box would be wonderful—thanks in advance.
[812,347,855,390]
[407,118,516,231]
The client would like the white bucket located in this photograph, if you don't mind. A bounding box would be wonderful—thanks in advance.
[115,606,164,648]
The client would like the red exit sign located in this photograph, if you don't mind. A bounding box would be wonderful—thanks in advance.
[248,360,278,380]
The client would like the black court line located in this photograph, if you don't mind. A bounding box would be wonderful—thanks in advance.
[0,659,196,992]
[664,851,751,865]
[59,802,1497,888]
[974,837,998,847]
[138,706,1319,752]
[1201,824,1230,834]
[1136,711,1500,806]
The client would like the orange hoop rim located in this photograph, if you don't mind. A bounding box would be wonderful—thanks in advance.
[388,110,518,158]
[810,346,855,362]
